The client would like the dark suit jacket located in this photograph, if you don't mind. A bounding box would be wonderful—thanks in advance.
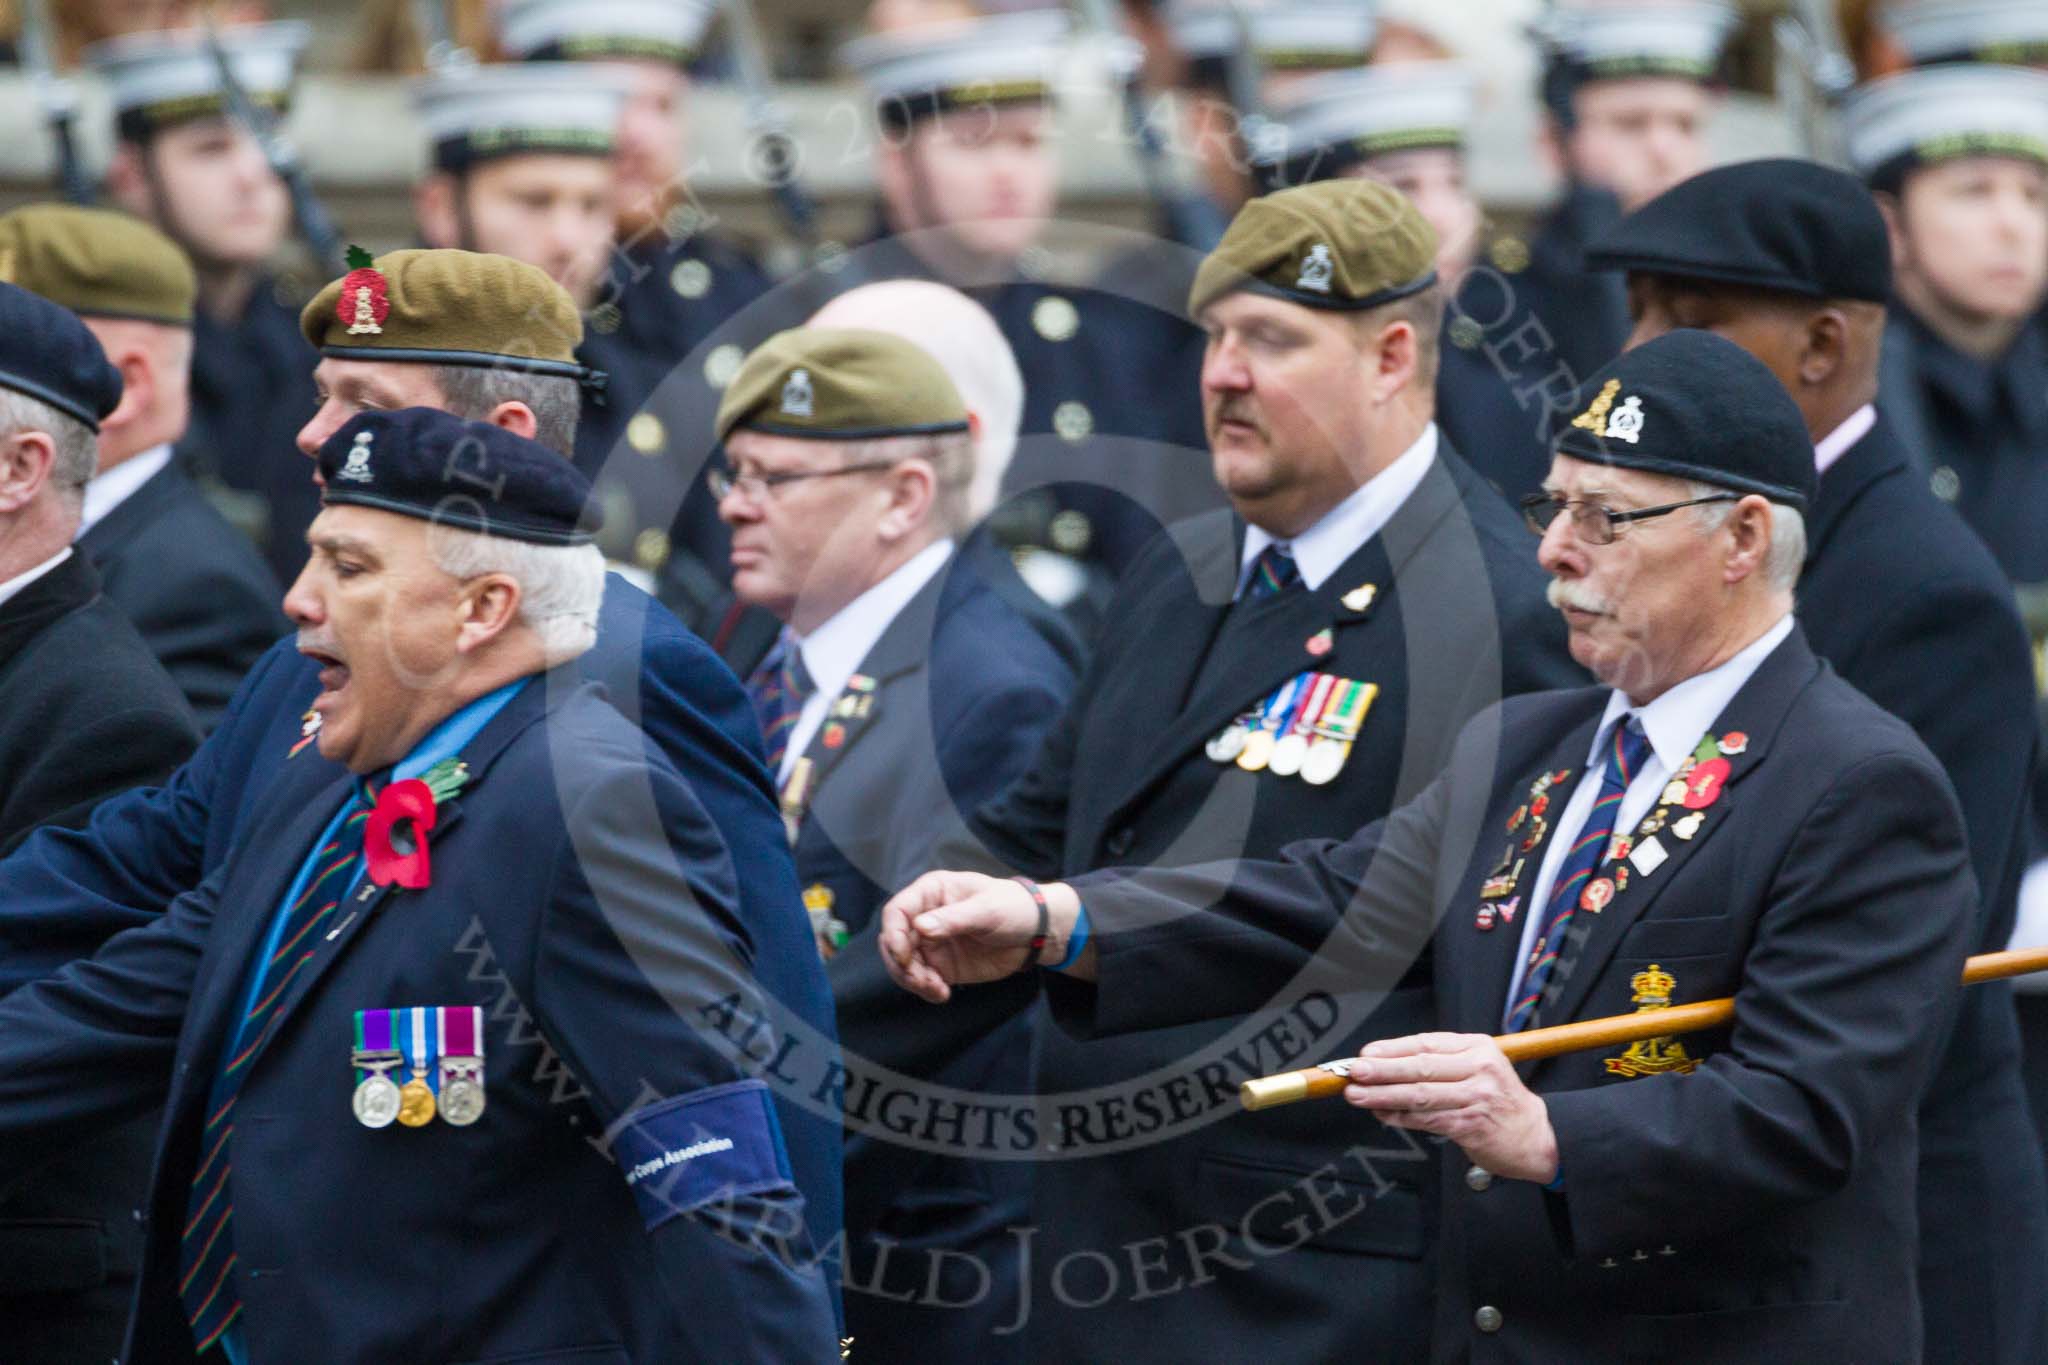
[1800,411,2048,1365]
[957,445,1582,1361]
[0,549,197,1361]
[79,460,288,732]
[0,573,844,1290]
[790,551,1073,1359]
[0,550,196,851]
[1060,629,1974,1364]
[180,282,323,587]
[0,679,837,1363]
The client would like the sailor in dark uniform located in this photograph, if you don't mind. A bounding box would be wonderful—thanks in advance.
[493,0,779,601]
[89,21,323,587]
[1508,4,1738,392]
[839,10,1225,631]
[1842,56,2048,1140]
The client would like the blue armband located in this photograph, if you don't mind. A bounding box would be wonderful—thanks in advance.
[1049,902,1091,971]
[607,1078,793,1231]
[1543,1163,1566,1193]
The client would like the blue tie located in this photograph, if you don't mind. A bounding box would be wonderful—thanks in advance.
[1506,720,1653,1032]
[747,635,814,773]
[1244,543,1301,600]
[180,784,372,1354]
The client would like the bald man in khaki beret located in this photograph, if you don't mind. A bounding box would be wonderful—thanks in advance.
[0,203,284,731]
[887,179,1581,1363]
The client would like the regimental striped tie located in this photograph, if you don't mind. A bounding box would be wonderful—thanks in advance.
[1505,720,1653,1033]
[1244,542,1302,601]
[179,785,372,1354]
[748,636,815,774]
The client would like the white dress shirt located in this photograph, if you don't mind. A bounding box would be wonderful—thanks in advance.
[1236,423,1439,597]
[0,547,74,614]
[779,537,955,784]
[1812,404,1876,479]
[1504,613,1795,1013]
[78,444,174,541]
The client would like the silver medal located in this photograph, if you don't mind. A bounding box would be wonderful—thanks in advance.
[1206,723,1248,764]
[439,1057,486,1126]
[353,1073,402,1128]
[1300,739,1347,787]
[1268,732,1309,778]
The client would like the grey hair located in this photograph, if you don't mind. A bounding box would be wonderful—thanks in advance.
[1684,480,1807,594]
[431,366,582,457]
[835,429,977,537]
[428,524,606,664]
[0,389,97,506]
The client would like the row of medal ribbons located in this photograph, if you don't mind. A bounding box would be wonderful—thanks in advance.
[351,1005,486,1130]
[1206,671,1380,787]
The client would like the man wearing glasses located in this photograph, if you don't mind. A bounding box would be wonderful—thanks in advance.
[712,325,1073,1359]
[883,329,1979,1362]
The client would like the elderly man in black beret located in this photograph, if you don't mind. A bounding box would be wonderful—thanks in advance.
[1585,155,2048,1365]
[0,408,838,1362]
[0,283,199,1363]
[884,329,1980,1363]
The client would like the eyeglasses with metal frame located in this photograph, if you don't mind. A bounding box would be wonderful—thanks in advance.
[1518,491,1740,546]
[708,460,902,501]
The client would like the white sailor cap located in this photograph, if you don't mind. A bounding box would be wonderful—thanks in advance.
[840,11,1071,129]
[85,21,310,141]
[1255,61,1476,186]
[1536,2,1737,82]
[1883,0,2048,68]
[1167,1,1377,74]
[1842,63,2048,187]
[414,64,627,172]
[498,0,718,67]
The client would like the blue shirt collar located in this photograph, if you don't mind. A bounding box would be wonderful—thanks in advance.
[391,677,530,783]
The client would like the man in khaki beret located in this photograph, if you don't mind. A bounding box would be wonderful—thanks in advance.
[713,326,1073,1361]
[882,179,1578,1362]
[0,203,285,731]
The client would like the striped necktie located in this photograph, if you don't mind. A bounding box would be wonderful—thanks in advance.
[1244,542,1302,600]
[180,784,373,1354]
[1505,719,1653,1032]
[748,636,815,773]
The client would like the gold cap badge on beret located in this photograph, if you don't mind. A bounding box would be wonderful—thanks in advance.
[302,248,602,392]
[0,204,197,327]
[1189,180,1439,317]
[716,329,970,444]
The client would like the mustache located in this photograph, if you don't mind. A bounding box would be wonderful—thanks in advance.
[1208,396,1263,434]
[1546,578,1612,615]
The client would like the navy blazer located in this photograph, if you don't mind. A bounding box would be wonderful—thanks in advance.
[77,460,288,732]
[1799,411,2048,1365]
[1059,629,1975,1364]
[789,551,1073,1359]
[954,445,1582,1363]
[0,679,838,1363]
[0,573,844,1271]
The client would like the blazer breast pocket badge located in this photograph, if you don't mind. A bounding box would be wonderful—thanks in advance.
[1603,964,1701,1078]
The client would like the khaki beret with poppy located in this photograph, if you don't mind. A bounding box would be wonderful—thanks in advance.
[1188,179,1439,317]
[0,204,196,327]
[301,248,592,385]
[715,328,969,444]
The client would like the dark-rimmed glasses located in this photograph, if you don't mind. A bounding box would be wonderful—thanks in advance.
[709,461,901,501]
[1519,491,1739,546]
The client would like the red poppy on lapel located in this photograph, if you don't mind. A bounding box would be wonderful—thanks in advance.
[365,780,438,889]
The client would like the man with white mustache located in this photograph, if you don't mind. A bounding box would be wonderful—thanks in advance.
[884,329,1979,1363]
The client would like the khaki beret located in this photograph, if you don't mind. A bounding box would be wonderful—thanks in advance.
[0,205,196,327]
[301,248,594,386]
[715,329,969,444]
[1188,180,1439,317]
